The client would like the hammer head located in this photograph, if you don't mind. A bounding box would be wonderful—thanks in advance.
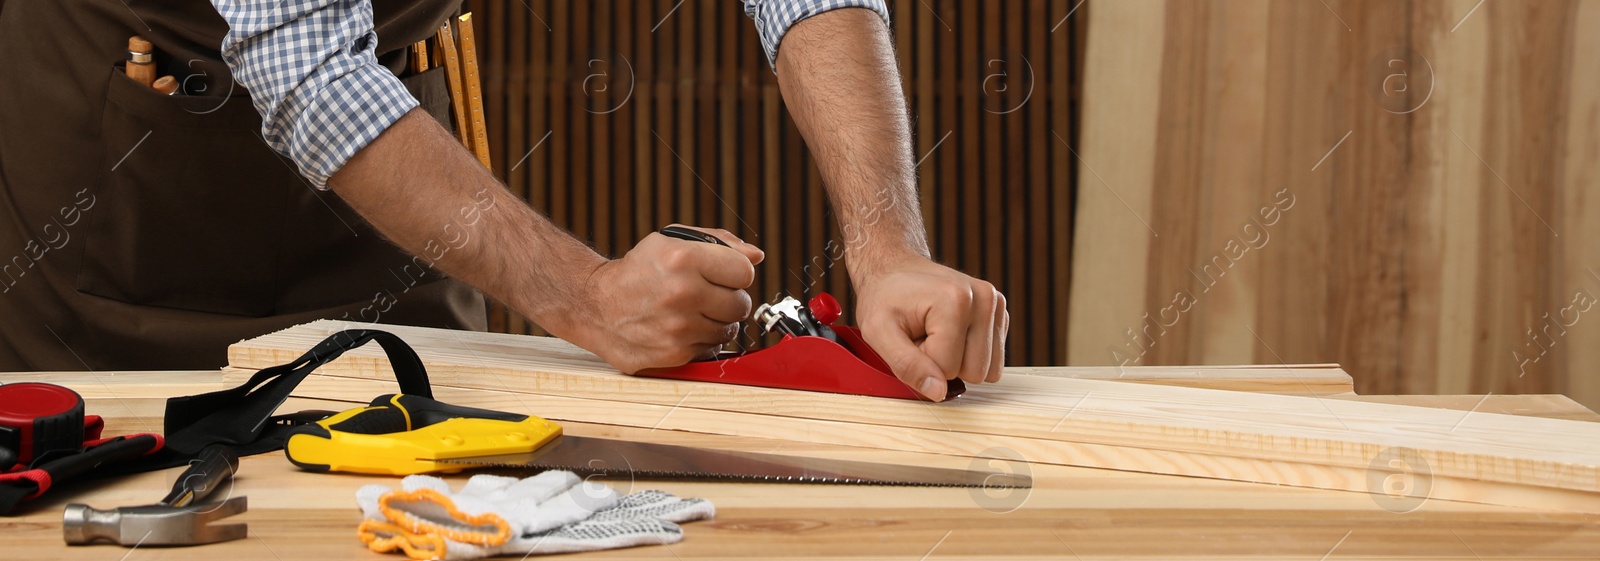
[63,496,247,546]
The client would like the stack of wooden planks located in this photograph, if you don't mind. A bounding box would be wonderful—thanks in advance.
[1067,0,1600,409]
[228,320,1600,515]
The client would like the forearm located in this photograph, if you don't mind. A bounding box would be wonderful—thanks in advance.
[329,109,605,335]
[774,8,930,281]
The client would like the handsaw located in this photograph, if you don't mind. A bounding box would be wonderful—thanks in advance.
[284,394,1028,489]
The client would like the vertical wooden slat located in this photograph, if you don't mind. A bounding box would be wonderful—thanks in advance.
[960,1,982,274]
[912,0,935,259]
[675,1,695,224]
[745,26,776,307]
[607,0,631,257]
[935,0,958,266]
[588,0,610,254]
[502,1,526,334]
[570,2,592,243]
[1024,0,1050,366]
[719,3,741,241]
[632,1,653,241]
[763,84,783,307]
[695,5,718,232]
[1043,0,1068,369]
[548,1,569,239]
[653,0,673,232]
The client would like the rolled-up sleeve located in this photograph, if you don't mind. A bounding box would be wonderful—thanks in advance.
[741,0,891,70]
[213,0,417,188]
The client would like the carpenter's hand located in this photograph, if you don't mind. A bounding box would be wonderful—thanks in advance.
[573,225,763,374]
[855,256,1009,401]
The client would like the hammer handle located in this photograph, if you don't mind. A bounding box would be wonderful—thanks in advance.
[160,445,237,507]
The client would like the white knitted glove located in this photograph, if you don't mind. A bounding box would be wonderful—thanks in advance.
[355,471,714,560]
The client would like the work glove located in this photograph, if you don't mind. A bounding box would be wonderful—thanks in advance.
[354,471,714,560]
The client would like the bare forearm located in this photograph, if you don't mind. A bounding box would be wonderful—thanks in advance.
[773,8,1008,398]
[775,8,929,279]
[328,109,604,335]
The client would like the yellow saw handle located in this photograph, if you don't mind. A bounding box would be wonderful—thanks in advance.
[285,394,561,475]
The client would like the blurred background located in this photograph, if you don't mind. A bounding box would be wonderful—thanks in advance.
[458,0,1599,409]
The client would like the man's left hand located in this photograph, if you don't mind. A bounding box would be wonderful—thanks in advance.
[853,256,1009,401]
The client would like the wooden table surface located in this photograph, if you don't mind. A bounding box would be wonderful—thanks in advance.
[6,371,1600,560]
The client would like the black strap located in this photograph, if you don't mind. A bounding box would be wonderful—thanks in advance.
[159,329,431,457]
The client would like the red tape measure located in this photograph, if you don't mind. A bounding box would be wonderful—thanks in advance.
[0,382,87,466]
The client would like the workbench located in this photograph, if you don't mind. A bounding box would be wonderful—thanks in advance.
[6,370,1600,560]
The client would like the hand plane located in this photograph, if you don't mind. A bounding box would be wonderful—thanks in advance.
[642,227,964,402]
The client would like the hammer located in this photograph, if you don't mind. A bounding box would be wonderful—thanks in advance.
[63,444,247,546]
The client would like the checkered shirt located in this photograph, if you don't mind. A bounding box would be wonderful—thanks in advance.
[214,0,889,189]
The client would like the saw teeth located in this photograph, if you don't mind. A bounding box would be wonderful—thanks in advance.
[444,461,1025,488]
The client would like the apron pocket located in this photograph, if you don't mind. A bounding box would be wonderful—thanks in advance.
[77,66,295,317]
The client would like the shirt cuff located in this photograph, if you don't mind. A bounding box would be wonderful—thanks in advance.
[289,64,417,188]
[745,0,891,71]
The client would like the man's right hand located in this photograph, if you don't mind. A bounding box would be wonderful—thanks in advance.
[329,113,761,374]
[569,225,764,374]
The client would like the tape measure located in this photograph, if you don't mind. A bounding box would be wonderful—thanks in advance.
[0,382,86,466]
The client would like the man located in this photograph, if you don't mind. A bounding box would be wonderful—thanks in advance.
[0,0,1006,401]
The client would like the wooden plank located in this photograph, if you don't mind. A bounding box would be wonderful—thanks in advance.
[1335,394,1600,423]
[1009,364,1353,396]
[253,372,1600,515]
[12,373,1600,559]
[1067,0,1600,412]
[20,386,1600,560]
[1255,0,1337,379]
[1560,0,1600,410]
[1065,0,1163,368]
[11,368,1576,430]
[228,320,1600,512]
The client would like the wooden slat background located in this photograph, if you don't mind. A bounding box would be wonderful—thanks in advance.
[1069,0,1600,408]
[460,0,1081,367]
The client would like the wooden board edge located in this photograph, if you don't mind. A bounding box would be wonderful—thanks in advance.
[280,374,1600,515]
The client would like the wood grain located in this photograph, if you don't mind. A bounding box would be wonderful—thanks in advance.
[227,320,1600,513]
[9,373,1599,559]
[241,373,1600,515]
[1007,363,1353,396]
[1067,0,1600,411]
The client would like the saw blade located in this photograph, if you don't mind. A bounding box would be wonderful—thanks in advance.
[436,435,1030,488]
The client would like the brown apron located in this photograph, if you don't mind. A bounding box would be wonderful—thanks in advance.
[0,0,487,371]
